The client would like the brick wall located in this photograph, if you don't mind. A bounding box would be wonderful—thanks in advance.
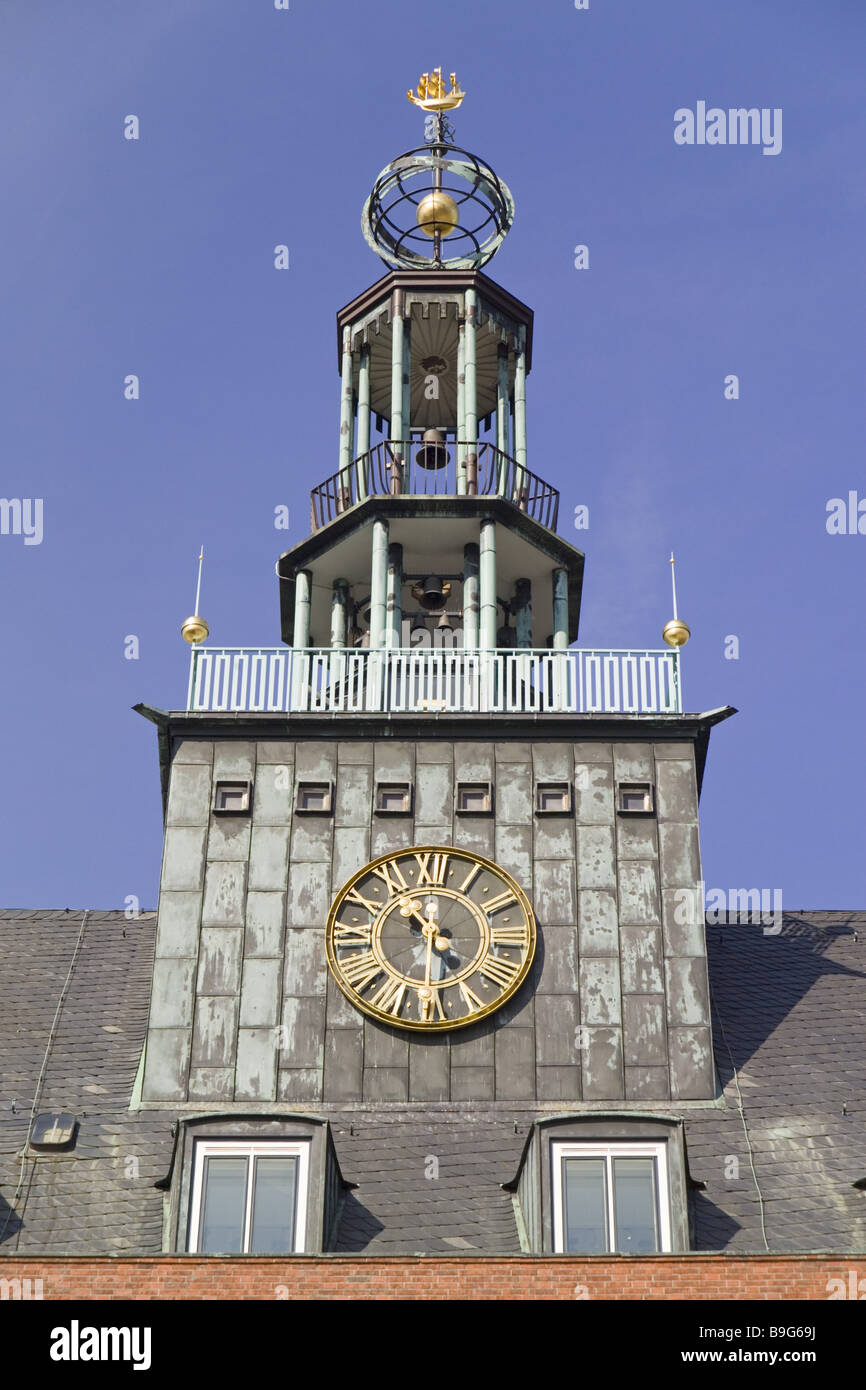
[2,1255,863,1300]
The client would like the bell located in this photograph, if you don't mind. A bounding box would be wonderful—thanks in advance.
[415,429,449,471]
[496,621,517,648]
[411,611,429,633]
[412,577,452,611]
[437,612,454,632]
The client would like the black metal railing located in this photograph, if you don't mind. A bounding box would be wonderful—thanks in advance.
[310,441,560,531]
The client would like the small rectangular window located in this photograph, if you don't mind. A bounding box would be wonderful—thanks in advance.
[617,782,655,815]
[536,782,572,815]
[552,1142,669,1254]
[375,782,413,814]
[296,781,333,814]
[456,781,493,814]
[188,1141,310,1254]
[213,780,252,814]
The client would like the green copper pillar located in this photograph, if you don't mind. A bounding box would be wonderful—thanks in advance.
[390,290,405,492]
[293,568,312,649]
[402,316,411,460]
[356,344,371,500]
[330,578,349,649]
[386,542,403,649]
[479,519,497,651]
[514,578,532,649]
[463,542,479,651]
[463,288,478,495]
[456,319,466,495]
[290,567,312,712]
[369,519,389,648]
[338,328,355,507]
[514,325,528,506]
[552,567,569,649]
[497,343,510,494]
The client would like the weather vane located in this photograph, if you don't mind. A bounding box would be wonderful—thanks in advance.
[408,67,465,145]
[361,68,512,271]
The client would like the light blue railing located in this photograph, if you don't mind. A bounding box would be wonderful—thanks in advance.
[186,646,681,715]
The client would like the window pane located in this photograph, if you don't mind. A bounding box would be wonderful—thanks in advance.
[563,1157,608,1252]
[249,1157,298,1253]
[199,1157,248,1253]
[613,1157,659,1253]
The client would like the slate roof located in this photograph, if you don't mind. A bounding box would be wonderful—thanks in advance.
[1,908,864,1255]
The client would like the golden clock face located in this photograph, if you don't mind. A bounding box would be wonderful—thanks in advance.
[326,847,536,1030]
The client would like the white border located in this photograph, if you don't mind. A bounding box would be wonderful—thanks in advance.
[188,1140,311,1254]
[551,1141,671,1253]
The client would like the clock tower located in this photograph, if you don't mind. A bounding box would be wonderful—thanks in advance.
[135,72,734,1254]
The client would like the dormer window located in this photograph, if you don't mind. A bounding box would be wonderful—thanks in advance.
[188,1140,311,1254]
[552,1141,670,1254]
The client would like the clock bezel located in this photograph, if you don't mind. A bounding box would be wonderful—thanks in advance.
[325,844,537,1031]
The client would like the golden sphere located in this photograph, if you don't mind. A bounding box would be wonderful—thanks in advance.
[416,190,459,238]
[662,618,691,649]
[181,615,210,645]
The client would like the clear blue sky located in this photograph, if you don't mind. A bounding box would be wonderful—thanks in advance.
[1,0,863,909]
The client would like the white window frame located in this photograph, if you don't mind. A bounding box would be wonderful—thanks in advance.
[188,1140,311,1254]
[551,1141,671,1254]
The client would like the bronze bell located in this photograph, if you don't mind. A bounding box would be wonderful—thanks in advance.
[415,429,449,470]
[412,576,452,611]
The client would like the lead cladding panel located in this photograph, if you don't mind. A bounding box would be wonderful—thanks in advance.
[141,734,710,1105]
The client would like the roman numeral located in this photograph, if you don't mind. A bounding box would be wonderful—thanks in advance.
[346,886,381,914]
[480,953,521,989]
[490,922,528,947]
[369,973,406,1016]
[334,922,372,946]
[339,952,382,991]
[414,852,449,887]
[458,981,485,1013]
[372,860,409,897]
[458,862,482,894]
[484,889,517,915]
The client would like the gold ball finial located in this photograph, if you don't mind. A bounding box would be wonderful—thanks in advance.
[181,614,210,645]
[416,190,460,238]
[662,618,690,649]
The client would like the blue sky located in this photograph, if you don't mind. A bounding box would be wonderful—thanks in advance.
[1,0,863,909]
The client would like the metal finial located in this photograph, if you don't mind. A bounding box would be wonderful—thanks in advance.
[194,547,204,616]
[181,546,210,645]
[362,69,512,271]
[662,551,690,649]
